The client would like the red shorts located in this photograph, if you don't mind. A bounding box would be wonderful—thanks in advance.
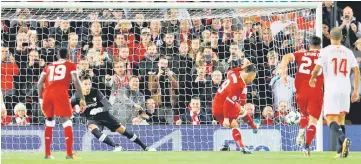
[212,103,240,125]
[296,90,323,119]
[42,91,72,118]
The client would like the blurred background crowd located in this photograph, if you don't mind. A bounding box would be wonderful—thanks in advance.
[1,1,361,126]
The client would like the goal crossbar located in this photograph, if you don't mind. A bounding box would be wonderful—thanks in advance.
[1,2,322,9]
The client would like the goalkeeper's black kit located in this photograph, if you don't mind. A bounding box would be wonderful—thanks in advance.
[71,88,121,132]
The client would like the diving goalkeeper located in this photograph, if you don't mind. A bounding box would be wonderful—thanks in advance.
[71,75,156,151]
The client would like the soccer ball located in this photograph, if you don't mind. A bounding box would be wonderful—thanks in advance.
[285,110,301,125]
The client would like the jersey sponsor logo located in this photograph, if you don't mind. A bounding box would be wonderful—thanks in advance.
[232,96,238,101]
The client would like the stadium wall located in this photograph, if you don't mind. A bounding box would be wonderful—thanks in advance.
[1,125,360,152]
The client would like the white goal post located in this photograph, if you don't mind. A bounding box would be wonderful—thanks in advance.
[1,1,324,152]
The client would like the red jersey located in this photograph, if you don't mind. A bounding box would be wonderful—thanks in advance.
[42,60,77,94]
[293,50,324,92]
[213,73,247,118]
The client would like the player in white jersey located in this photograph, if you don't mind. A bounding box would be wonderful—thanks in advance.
[309,27,360,158]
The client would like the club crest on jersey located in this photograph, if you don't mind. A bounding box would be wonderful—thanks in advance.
[232,96,238,101]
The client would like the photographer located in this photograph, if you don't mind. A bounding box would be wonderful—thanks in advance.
[338,6,361,49]
[148,56,178,124]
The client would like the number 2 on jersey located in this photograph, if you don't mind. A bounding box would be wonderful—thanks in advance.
[332,58,348,76]
[48,65,67,81]
[299,56,322,75]
[217,74,237,93]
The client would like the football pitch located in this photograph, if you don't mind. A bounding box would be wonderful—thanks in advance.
[1,151,361,164]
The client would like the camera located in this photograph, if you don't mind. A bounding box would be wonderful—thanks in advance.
[22,42,29,47]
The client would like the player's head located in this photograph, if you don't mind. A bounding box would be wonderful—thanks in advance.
[330,27,343,44]
[57,48,69,60]
[80,75,92,95]
[308,36,321,50]
[240,64,257,84]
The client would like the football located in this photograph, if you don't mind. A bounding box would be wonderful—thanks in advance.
[285,110,301,125]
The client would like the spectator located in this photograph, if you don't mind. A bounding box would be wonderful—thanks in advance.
[130,13,148,43]
[270,65,295,110]
[190,18,206,39]
[13,102,30,125]
[1,92,11,126]
[353,38,361,58]
[148,56,178,124]
[195,46,225,75]
[179,19,191,46]
[87,35,112,61]
[210,70,223,98]
[111,76,145,124]
[52,20,72,47]
[77,58,95,78]
[132,115,149,125]
[40,36,57,63]
[178,97,213,125]
[323,24,331,47]
[323,1,342,28]
[139,43,159,77]
[149,20,162,46]
[209,18,222,33]
[189,38,201,60]
[162,9,180,36]
[129,28,151,63]
[339,6,361,49]
[35,16,50,41]
[1,47,19,96]
[275,101,289,125]
[29,32,40,50]
[13,33,30,66]
[262,106,274,125]
[105,61,131,96]
[201,30,211,44]
[108,33,130,60]
[144,98,166,124]
[67,32,82,63]
[209,31,229,61]
[220,17,233,43]
[160,32,179,57]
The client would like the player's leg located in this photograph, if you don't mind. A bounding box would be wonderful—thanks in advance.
[237,103,259,132]
[41,97,55,159]
[88,123,122,151]
[230,120,251,154]
[303,93,323,156]
[104,112,154,151]
[339,95,351,158]
[296,95,308,146]
[55,97,76,159]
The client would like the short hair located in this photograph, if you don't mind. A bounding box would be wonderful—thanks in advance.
[309,36,321,47]
[159,56,168,61]
[130,75,139,80]
[243,64,257,73]
[191,96,200,101]
[80,74,91,81]
[230,42,238,46]
[14,103,26,113]
[330,27,342,40]
[58,48,69,59]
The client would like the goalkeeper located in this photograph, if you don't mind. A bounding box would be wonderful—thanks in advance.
[71,75,156,151]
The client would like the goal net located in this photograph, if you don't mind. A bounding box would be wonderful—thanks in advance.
[1,2,323,152]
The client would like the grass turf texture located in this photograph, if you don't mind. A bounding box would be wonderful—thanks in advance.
[2,152,361,164]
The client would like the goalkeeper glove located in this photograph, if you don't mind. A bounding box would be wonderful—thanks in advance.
[90,108,103,115]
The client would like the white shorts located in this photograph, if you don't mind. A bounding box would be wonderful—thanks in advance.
[323,92,350,116]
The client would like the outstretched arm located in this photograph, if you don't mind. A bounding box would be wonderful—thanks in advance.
[37,73,46,99]
[280,53,294,78]
[71,72,85,100]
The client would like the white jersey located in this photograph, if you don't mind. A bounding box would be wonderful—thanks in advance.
[316,45,358,94]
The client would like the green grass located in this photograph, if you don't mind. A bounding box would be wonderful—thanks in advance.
[2,152,361,164]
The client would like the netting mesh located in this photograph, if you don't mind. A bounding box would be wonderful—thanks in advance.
[1,5,318,152]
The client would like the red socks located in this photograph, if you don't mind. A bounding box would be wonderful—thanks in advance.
[232,128,244,147]
[299,115,308,129]
[44,126,53,156]
[63,120,74,156]
[241,114,257,130]
[305,124,316,145]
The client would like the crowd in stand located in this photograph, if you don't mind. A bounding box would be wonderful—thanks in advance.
[1,1,361,126]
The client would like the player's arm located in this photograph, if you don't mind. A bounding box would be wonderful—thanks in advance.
[280,53,294,78]
[96,90,112,112]
[310,65,322,80]
[70,92,80,107]
[352,66,360,93]
[37,72,46,100]
[71,71,85,100]
[222,90,241,120]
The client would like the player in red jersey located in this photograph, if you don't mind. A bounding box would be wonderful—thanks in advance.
[280,36,323,156]
[37,48,86,159]
[212,64,259,154]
